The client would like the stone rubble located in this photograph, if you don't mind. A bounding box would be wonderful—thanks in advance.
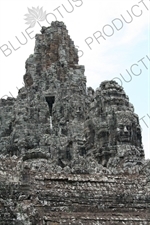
[0,21,149,224]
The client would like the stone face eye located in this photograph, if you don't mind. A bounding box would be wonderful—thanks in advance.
[127,126,131,130]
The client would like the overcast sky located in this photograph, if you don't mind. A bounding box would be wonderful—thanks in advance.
[0,0,149,158]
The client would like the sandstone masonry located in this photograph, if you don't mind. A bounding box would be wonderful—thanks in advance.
[0,21,149,224]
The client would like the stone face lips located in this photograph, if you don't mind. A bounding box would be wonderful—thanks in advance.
[0,21,149,224]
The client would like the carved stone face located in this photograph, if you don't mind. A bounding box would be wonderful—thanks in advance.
[84,119,95,150]
[117,123,131,143]
[115,112,142,146]
[24,73,33,87]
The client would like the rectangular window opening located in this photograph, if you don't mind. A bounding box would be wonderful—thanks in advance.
[45,96,55,116]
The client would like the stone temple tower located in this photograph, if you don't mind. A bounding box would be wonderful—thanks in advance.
[24,22,87,165]
[0,21,145,173]
[0,22,149,224]
[0,22,87,168]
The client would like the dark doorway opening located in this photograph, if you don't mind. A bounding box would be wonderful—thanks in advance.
[45,96,55,116]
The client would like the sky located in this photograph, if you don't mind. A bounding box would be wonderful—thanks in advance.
[0,0,149,158]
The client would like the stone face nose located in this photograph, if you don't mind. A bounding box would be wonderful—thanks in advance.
[124,126,128,133]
